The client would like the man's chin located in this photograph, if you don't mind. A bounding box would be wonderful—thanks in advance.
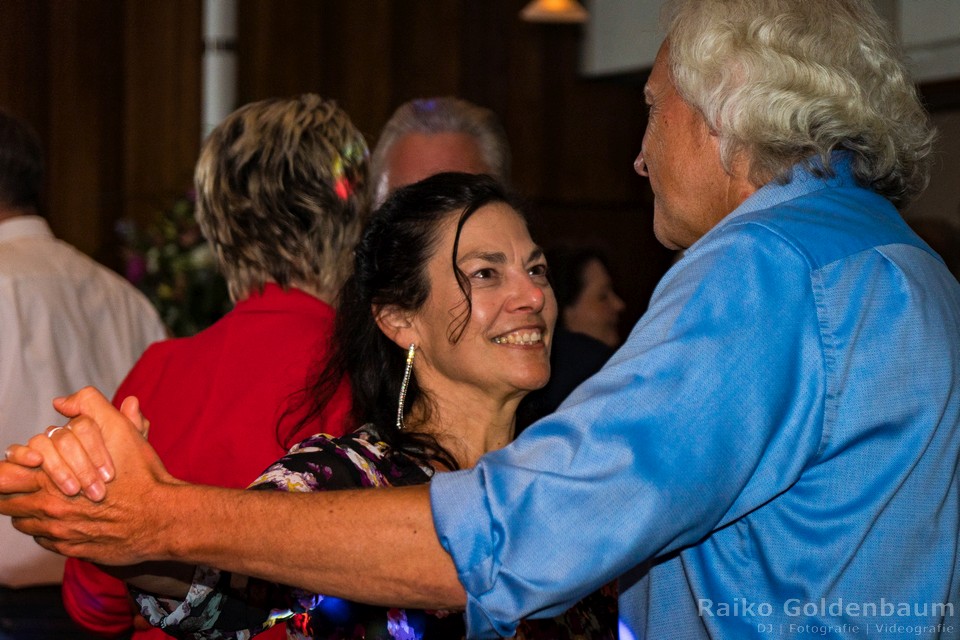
[652,219,684,251]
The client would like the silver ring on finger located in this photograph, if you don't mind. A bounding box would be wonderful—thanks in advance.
[45,425,67,438]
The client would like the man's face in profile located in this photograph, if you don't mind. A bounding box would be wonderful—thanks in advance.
[637,41,753,250]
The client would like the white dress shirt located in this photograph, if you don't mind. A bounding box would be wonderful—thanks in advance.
[0,215,167,587]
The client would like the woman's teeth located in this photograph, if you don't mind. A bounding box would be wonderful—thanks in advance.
[493,330,542,345]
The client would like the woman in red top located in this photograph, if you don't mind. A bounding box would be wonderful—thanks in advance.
[61,94,368,640]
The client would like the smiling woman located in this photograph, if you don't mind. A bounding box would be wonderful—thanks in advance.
[403,199,556,450]
[123,172,617,639]
[316,172,556,470]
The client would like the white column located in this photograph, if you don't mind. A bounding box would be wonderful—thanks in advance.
[202,0,238,139]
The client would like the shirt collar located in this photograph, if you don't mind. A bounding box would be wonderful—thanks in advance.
[0,215,55,244]
[231,282,335,316]
[690,152,858,251]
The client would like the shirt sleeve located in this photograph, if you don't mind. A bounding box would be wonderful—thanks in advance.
[430,224,829,638]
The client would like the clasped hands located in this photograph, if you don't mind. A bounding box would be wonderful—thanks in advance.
[0,386,175,565]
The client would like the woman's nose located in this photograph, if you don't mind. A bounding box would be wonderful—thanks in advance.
[510,275,546,312]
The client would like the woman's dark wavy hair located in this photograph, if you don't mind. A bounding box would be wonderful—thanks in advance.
[294,172,522,470]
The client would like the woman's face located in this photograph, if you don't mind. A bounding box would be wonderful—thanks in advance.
[409,202,557,402]
[562,258,625,348]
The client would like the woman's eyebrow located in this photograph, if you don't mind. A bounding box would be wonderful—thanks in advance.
[458,250,507,265]
[457,247,544,265]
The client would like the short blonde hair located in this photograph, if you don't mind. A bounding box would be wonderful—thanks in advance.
[194,94,369,301]
[665,0,935,208]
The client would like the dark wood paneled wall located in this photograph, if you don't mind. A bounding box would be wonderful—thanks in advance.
[1,0,675,330]
[236,0,674,326]
[0,1,201,266]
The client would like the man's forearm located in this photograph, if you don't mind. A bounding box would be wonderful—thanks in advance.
[148,481,466,609]
[1,387,466,609]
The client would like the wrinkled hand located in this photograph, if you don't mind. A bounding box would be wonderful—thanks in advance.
[3,391,149,500]
[0,460,42,496]
[0,387,180,565]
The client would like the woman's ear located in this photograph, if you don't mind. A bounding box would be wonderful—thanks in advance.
[374,304,418,349]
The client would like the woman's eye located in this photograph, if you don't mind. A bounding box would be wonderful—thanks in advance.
[472,268,496,280]
[529,264,548,277]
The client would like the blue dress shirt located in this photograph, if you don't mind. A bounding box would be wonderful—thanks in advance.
[430,156,960,639]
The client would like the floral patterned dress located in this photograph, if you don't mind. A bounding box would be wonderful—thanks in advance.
[133,425,617,639]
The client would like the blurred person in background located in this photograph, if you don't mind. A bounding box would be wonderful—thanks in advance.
[369,96,510,207]
[516,246,623,429]
[0,108,166,639]
[551,247,626,349]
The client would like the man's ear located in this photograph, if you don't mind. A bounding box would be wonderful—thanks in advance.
[374,304,418,349]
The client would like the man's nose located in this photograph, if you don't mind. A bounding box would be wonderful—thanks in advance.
[634,150,648,177]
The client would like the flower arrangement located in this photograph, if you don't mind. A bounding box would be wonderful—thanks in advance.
[117,192,231,337]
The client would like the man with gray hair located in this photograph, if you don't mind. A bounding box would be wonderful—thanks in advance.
[3,1,959,639]
[369,96,510,207]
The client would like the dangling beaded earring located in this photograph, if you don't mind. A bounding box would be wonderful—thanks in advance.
[396,343,416,430]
